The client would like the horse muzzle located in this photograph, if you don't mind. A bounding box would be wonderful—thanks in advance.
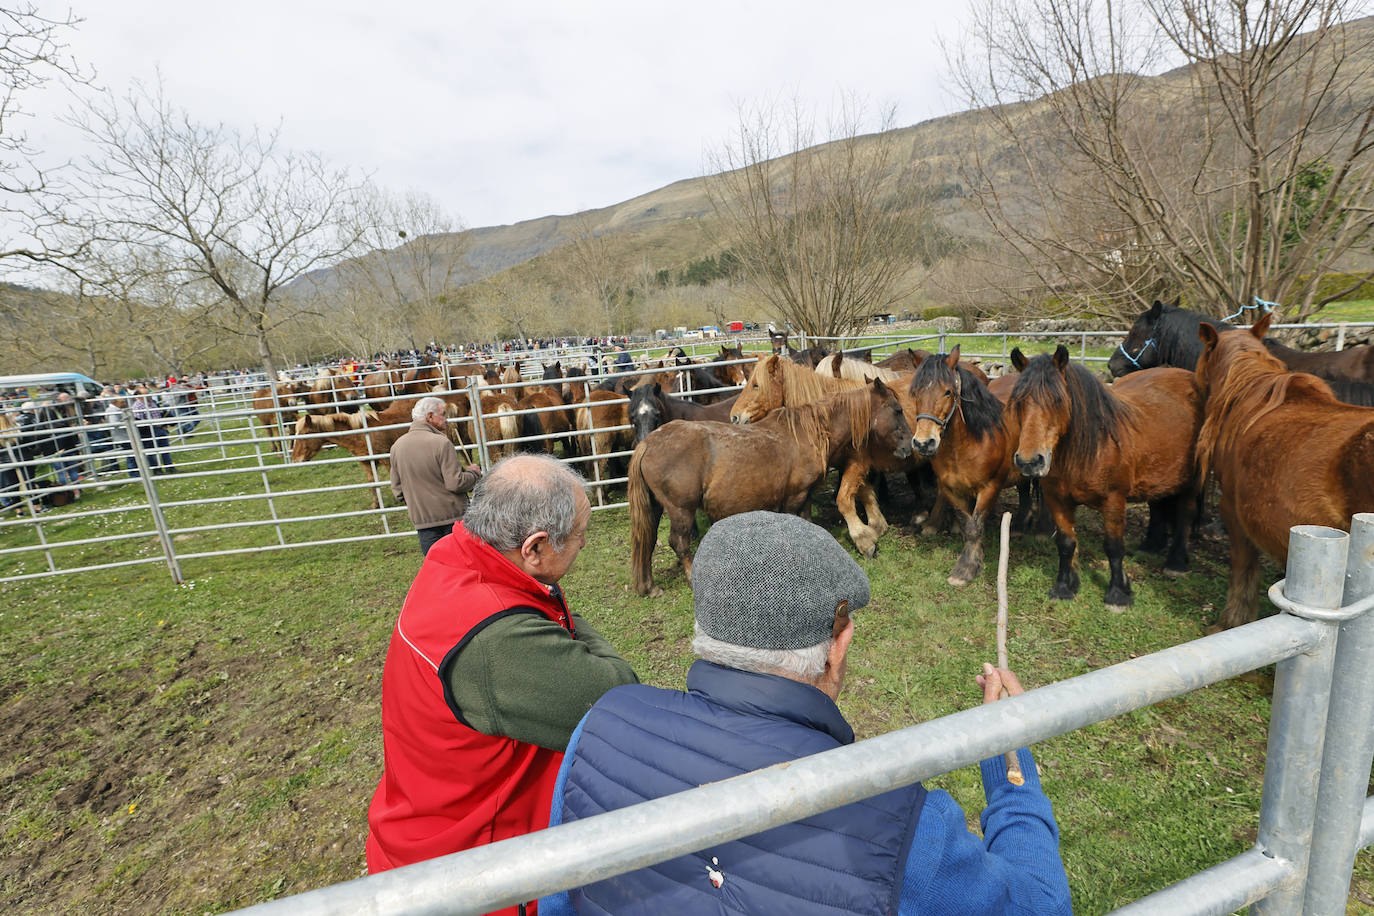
[1013,451,1050,478]
[730,413,751,425]
[912,435,940,459]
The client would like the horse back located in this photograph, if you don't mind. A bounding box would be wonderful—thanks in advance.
[1099,367,1202,501]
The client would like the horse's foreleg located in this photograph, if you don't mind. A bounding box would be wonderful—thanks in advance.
[1216,497,1261,630]
[836,461,880,558]
[364,461,381,510]
[1046,492,1080,600]
[1101,493,1132,610]
[949,485,996,586]
[858,473,889,538]
[1141,500,1170,555]
[1160,490,1193,576]
[1011,477,1034,533]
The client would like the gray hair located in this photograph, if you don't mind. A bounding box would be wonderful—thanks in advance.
[691,623,830,681]
[464,454,587,551]
[412,396,446,421]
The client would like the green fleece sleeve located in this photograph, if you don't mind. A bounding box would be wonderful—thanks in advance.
[445,612,638,751]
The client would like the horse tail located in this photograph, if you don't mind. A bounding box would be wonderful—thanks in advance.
[628,442,662,596]
[496,403,519,458]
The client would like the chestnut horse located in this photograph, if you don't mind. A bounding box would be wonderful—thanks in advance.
[1008,346,1202,610]
[629,380,912,596]
[291,399,420,508]
[731,354,922,554]
[1196,313,1374,629]
[907,348,1028,585]
[250,381,311,442]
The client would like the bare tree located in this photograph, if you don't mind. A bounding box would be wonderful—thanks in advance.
[951,0,1374,321]
[328,184,470,350]
[704,98,931,337]
[559,213,632,336]
[0,4,90,265]
[47,80,367,379]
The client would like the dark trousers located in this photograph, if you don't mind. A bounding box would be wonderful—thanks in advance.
[417,522,455,556]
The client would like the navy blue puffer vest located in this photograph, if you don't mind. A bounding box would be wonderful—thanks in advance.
[561,661,926,915]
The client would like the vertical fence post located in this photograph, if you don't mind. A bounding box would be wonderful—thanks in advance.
[124,410,183,584]
[465,376,491,469]
[1252,525,1348,915]
[1336,323,1347,352]
[1303,513,1374,914]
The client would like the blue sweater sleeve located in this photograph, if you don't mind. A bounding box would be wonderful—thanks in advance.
[535,715,588,916]
[900,748,1072,915]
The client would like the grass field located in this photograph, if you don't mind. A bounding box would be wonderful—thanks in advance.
[3,447,1373,915]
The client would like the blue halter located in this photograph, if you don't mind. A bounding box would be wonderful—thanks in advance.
[1116,337,1156,369]
[1220,297,1278,325]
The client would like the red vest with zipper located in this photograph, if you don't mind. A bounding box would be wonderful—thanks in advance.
[366,522,573,892]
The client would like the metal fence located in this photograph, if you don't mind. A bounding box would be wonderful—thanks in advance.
[226,515,1374,916]
[1,323,1369,585]
[0,350,749,583]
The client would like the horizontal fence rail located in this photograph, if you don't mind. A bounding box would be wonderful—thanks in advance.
[229,516,1374,916]
[1,324,1370,585]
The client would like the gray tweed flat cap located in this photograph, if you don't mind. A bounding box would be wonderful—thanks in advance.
[693,511,870,650]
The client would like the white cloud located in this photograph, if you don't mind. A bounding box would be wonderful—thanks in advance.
[23,0,968,228]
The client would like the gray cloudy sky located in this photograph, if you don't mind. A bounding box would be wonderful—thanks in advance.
[25,0,970,230]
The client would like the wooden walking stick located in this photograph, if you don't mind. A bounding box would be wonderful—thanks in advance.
[997,510,1026,786]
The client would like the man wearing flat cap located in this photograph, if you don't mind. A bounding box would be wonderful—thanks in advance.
[540,511,1071,916]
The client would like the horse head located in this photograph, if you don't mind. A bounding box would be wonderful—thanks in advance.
[1197,310,1274,394]
[1008,345,1072,477]
[290,413,325,463]
[629,383,666,444]
[907,348,964,458]
[731,354,783,424]
[867,378,912,460]
[1108,298,1176,377]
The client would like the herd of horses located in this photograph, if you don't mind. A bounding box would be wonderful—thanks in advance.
[266,306,1374,632]
[625,304,1374,632]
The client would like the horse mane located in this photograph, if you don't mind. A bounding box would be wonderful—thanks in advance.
[1014,354,1133,467]
[1153,305,1235,368]
[1326,377,1374,407]
[777,385,875,461]
[1196,334,1339,479]
[758,354,861,408]
[910,355,1003,441]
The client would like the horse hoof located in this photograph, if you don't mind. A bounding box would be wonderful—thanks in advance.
[947,573,972,587]
[1048,585,1076,601]
[1163,566,1188,579]
[1105,602,1130,614]
[647,586,663,598]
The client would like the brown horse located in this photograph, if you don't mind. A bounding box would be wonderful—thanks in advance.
[908,348,1027,585]
[302,367,364,414]
[731,354,921,555]
[1008,346,1202,610]
[1197,313,1374,628]
[291,399,421,508]
[1261,337,1374,384]
[250,381,311,442]
[629,380,912,596]
[516,383,574,456]
[575,389,632,487]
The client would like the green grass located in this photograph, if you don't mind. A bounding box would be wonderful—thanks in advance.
[1313,299,1374,323]
[2,407,1372,914]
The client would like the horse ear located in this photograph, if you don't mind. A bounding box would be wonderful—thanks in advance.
[870,377,889,396]
[1053,345,1070,370]
[945,345,961,369]
[1148,300,1164,319]
[1169,297,1180,308]
[1198,322,1220,348]
[1010,348,1028,371]
[1250,310,1273,339]
[652,382,661,396]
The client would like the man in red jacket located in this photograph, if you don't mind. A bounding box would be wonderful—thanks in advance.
[366,454,637,911]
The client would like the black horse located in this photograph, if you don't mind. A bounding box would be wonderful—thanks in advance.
[1107,299,1235,378]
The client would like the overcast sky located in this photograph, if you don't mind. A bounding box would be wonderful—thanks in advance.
[22,0,972,231]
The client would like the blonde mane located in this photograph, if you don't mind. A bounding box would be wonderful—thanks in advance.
[819,353,904,383]
[755,354,864,409]
[775,383,876,462]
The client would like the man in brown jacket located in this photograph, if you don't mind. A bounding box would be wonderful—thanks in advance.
[389,396,482,555]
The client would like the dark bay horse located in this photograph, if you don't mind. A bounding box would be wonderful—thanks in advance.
[1196,313,1374,629]
[1112,298,1374,387]
[907,348,1027,586]
[628,383,739,444]
[629,380,912,596]
[1107,299,1232,378]
[1008,346,1203,610]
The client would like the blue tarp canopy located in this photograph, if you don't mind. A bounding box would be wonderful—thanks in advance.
[0,373,103,397]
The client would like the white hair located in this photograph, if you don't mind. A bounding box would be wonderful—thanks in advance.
[691,623,830,681]
[412,396,446,421]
